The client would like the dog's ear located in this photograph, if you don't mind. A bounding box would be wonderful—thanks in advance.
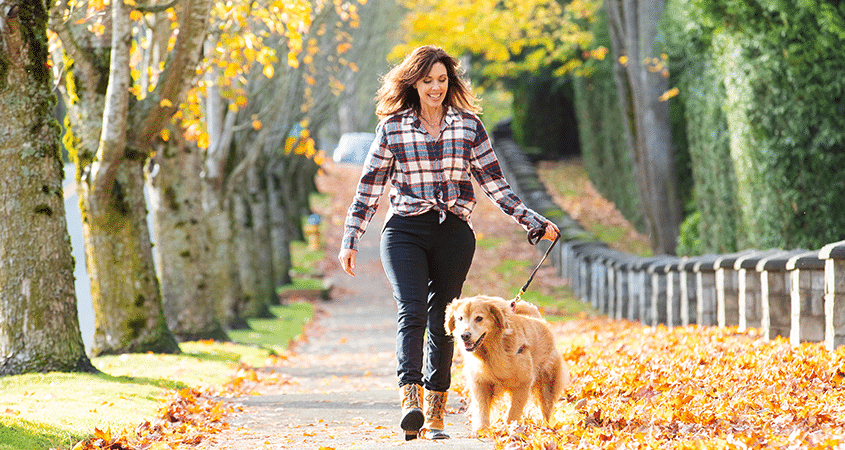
[445,300,458,334]
[487,302,506,330]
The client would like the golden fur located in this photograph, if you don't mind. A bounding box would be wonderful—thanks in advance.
[445,295,570,433]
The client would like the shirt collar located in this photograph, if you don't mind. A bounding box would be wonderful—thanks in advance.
[404,106,458,127]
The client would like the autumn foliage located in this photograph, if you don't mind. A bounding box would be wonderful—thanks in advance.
[480,318,845,449]
[70,388,231,450]
[394,0,602,79]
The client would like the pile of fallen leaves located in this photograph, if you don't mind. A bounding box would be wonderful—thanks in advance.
[67,362,296,450]
[70,388,232,450]
[483,317,845,449]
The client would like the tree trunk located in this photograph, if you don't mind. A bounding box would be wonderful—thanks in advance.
[0,1,94,374]
[202,84,245,329]
[205,189,245,329]
[246,156,276,309]
[82,158,179,354]
[605,0,682,255]
[231,182,272,319]
[268,162,293,287]
[50,0,212,354]
[51,0,179,355]
[146,134,227,341]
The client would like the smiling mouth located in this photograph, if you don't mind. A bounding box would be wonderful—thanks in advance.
[463,333,486,352]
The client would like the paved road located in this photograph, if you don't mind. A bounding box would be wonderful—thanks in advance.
[204,206,494,449]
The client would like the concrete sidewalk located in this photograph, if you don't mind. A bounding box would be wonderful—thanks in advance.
[205,219,493,449]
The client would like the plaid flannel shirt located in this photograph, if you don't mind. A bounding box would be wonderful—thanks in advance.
[341,107,546,251]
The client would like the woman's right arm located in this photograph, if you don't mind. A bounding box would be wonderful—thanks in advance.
[339,124,394,273]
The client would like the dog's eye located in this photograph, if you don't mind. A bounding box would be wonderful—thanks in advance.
[474,316,483,323]
[457,316,463,322]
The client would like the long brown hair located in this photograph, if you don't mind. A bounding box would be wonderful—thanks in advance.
[375,46,480,119]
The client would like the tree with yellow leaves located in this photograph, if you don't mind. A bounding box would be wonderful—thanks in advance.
[146,0,374,331]
[395,0,599,80]
[50,0,212,355]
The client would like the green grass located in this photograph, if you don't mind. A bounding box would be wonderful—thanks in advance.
[277,277,325,293]
[289,239,325,277]
[0,417,78,450]
[0,371,170,450]
[226,303,313,355]
[477,235,507,250]
[0,301,314,450]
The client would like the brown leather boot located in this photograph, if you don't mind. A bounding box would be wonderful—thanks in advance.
[400,384,424,440]
[424,389,450,439]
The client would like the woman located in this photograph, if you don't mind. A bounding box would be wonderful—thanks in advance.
[338,45,559,440]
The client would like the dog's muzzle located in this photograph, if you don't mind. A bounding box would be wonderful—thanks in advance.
[461,332,486,352]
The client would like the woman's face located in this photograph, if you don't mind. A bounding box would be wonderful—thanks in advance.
[414,62,448,111]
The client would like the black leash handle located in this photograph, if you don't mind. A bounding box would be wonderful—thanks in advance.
[516,225,560,301]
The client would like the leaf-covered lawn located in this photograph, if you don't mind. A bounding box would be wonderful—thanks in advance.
[481,317,845,449]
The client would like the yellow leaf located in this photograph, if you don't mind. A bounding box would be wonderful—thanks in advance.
[618,55,628,65]
[658,87,679,102]
[160,129,171,142]
[252,120,262,130]
[130,10,143,21]
[263,64,274,78]
[288,54,300,68]
[159,98,173,108]
[224,63,239,78]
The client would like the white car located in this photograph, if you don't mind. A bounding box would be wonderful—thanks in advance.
[332,132,375,164]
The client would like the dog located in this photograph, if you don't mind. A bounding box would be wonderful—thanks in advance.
[445,295,570,433]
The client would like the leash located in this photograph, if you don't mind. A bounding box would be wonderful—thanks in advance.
[514,225,560,301]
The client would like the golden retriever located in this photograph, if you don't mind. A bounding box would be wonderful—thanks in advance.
[445,295,570,433]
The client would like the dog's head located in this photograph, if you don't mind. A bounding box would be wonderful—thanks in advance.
[445,296,506,352]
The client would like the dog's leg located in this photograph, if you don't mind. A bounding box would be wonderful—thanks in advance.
[505,385,531,424]
[471,381,495,434]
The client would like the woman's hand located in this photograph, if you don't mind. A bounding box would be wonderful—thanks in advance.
[542,222,560,241]
[338,248,358,277]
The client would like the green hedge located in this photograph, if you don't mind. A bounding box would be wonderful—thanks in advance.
[662,0,845,252]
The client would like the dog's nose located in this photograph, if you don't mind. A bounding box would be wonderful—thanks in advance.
[461,332,472,342]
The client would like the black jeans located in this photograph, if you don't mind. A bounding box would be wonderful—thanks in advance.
[380,210,476,391]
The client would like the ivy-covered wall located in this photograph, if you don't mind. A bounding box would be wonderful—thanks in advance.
[662,0,845,252]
